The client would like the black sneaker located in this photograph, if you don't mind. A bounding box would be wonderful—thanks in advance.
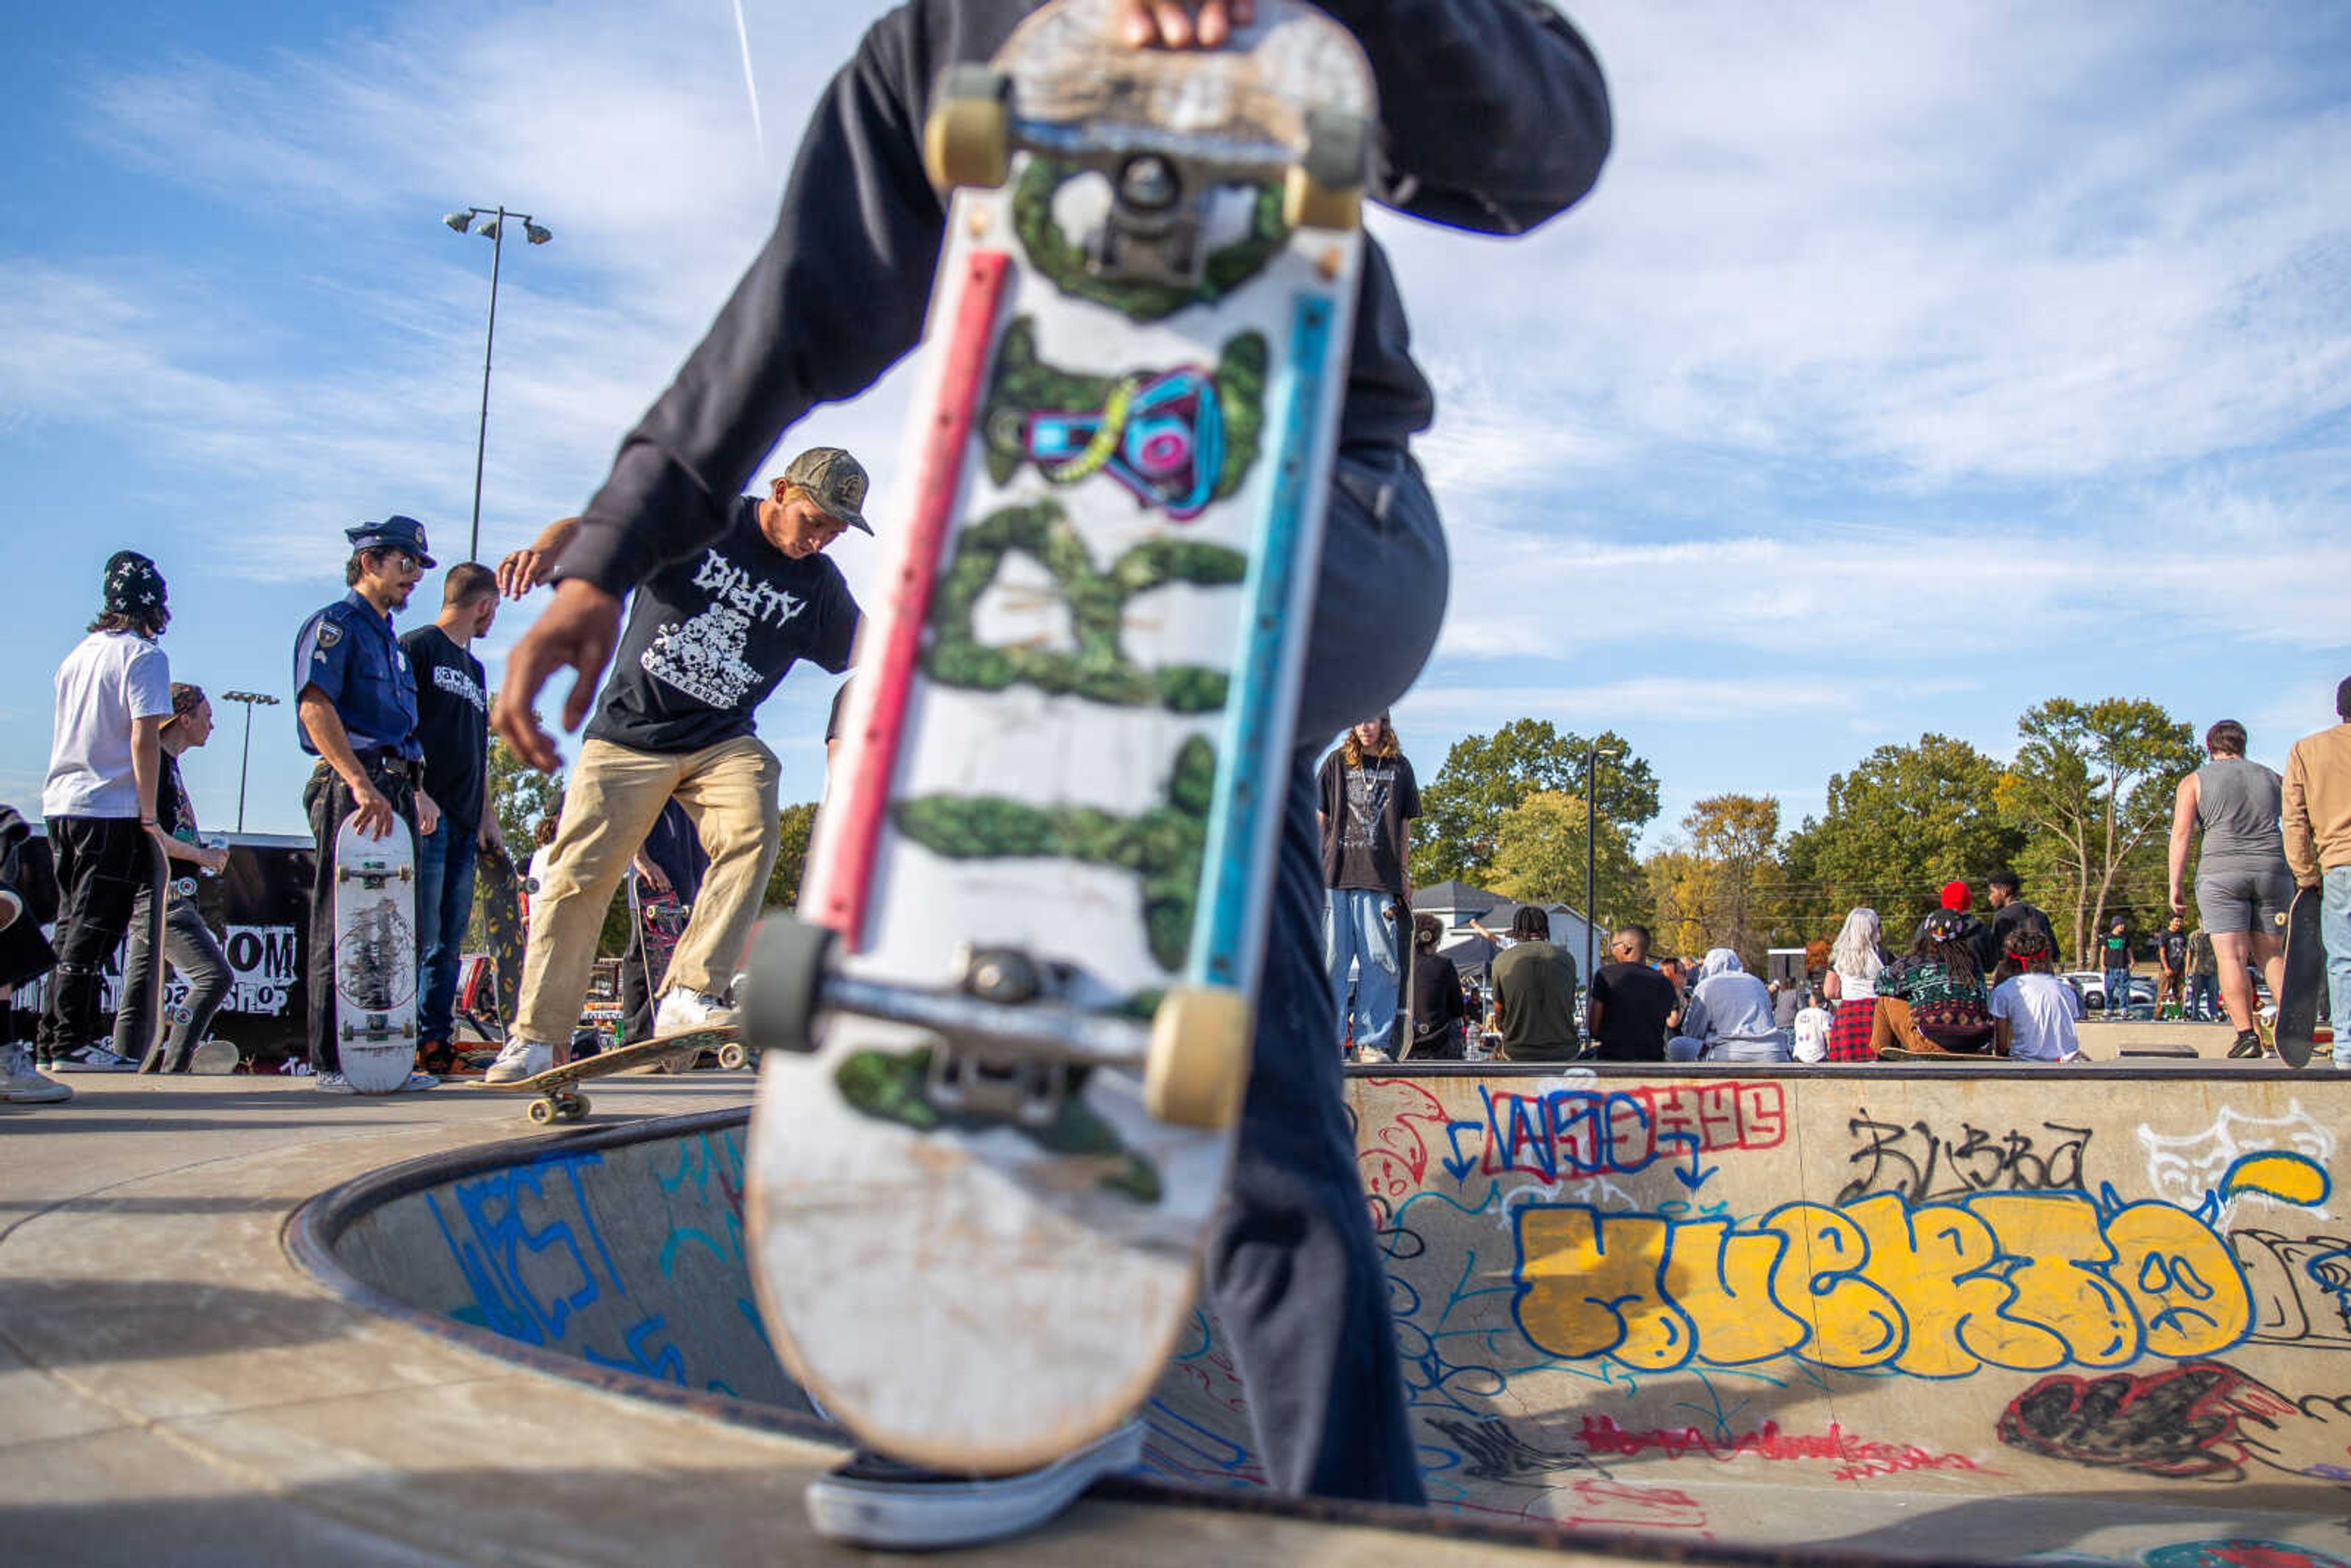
[806,1419,1144,1549]
[2228,1032,2264,1059]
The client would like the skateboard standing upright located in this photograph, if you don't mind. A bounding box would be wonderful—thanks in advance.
[2273,887,2328,1068]
[741,0,1374,1474]
[332,816,421,1092]
[472,839,528,1040]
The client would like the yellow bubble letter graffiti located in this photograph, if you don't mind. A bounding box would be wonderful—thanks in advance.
[1516,1205,1693,1369]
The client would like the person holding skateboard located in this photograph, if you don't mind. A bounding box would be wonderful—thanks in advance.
[402,561,504,1076]
[2284,678,2351,1068]
[492,0,1608,1546]
[482,446,864,1085]
[110,683,234,1073]
[2169,719,2293,1058]
[293,517,443,1094]
[34,550,176,1078]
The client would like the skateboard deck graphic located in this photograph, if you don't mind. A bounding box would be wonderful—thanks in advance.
[474,840,528,1035]
[332,817,419,1093]
[744,0,1373,1474]
[2274,886,2326,1068]
[479,1024,738,1125]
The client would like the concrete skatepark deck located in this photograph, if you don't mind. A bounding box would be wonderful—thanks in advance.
[279,1057,2351,1566]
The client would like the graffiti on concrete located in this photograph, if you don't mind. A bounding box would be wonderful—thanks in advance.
[2142,1105,2336,1217]
[2000,1360,2351,1485]
[1837,1114,2092,1204]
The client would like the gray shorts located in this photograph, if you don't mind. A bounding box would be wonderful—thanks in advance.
[2196,863,2294,935]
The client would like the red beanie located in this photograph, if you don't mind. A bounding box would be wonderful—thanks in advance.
[1940,880,1971,912]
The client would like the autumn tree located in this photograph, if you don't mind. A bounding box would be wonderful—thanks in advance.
[1410,720,1659,890]
[1485,791,1645,932]
[1779,734,2027,937]
[1999,698,2199,963]
[1643,794,1784,967]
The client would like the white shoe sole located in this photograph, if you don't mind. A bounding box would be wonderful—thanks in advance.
[2,1081,72,1104]
[805,1422,1144,1550]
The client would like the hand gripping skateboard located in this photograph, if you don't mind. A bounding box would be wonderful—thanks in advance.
[2272,887,2326,1068]
[478,1024,741,1125]
[332,816,421,1092]
[740,0,1373,1474]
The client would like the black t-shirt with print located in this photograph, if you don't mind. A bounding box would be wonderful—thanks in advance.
[1318,748,1420,897]
[2099,928,2132,971]
[2157,929,2189,972]
[400,625,489,834]
[588,496,861,755]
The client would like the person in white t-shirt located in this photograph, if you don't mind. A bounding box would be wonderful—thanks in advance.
[1988,924,2082,1063]
[1792,988,1835,1063]
[32,552,174,1082]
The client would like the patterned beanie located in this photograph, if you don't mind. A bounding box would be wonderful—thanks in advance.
[103,551,168,618]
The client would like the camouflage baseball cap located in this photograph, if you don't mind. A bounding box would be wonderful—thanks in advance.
[782,446,873,535]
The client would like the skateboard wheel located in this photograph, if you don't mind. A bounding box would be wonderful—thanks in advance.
[526,1098,558,1126]
[716,1041,749,1072]
[562,1093,590,1121]
[924,64,1011,192]
[1284,108,1368,232]
[1144,986,1252,1131]
[745,916,837,1056]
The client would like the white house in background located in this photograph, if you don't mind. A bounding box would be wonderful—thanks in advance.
[1409,879,1602,979]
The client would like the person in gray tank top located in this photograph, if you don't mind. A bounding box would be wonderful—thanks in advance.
[2169,719,2293,1056]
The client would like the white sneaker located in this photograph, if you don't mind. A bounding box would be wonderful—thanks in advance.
[654,988,738,1035]
[485,1039,554,1084]
[394,1071,440,1092]
[52,1043,138,1073]
[2,1043,71,1103]
[806,1420,1146,1550]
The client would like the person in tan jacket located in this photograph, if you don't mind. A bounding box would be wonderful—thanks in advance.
[2283,677,2351,1067]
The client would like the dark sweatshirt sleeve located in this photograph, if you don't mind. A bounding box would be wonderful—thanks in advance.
[1317,0,1611,236]
[556,12,944,596]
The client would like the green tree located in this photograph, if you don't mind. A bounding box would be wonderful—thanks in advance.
[1682,793,1785,967]
[486,730,563,857]
[764,803,820,910]
[1485,790,1645,931]
[1999,698,2199,964]
[1409,720,1659,889]
[1779,734,2027,936]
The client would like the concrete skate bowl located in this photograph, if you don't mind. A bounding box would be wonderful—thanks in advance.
[291,1067,2351,1566]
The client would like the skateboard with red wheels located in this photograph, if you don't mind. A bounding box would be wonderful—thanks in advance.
[740,0,1373,1474]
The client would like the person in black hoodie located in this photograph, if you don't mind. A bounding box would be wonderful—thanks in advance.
[490,0,1611,1547]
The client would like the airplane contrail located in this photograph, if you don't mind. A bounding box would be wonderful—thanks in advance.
[730,0,767,158]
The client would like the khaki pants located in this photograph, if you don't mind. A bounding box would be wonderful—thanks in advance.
[513,735,780,1048]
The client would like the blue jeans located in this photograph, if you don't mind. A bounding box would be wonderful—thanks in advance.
[2325,869,2351,1063]
[2185,972,2219,1022]
[2103,967,2132,1016]
[1667,1033,1792,1063]
[1324,888,1402,1056]
[415,821,479,1046]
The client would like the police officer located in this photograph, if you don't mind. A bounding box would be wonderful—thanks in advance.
[293,516,444,1093]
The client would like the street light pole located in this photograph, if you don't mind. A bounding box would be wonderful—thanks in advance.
[1584,740,1599,989]
[220,691,280,833]
[443,204,553,563]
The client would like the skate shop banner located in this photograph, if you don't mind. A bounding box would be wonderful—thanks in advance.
[6,832,313,1063]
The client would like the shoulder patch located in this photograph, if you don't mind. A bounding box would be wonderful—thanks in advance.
[316,622,343,649]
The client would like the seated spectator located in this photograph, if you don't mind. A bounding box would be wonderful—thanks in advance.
[1989,925,2082,1062]
[1407,913,1467,1061]
[1586,925,1675,1062]
[1792,988,1835,1063]
[1821,907,1889,1063]
[1916,880,2000,975]
[1490,907,1581,1062]
[1667,948,1792,1063]
[1873,910,1997,1056]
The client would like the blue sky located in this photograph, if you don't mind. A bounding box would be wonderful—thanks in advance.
[4,2,2347,851]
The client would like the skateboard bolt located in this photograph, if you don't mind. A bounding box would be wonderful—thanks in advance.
[1118,155,1180,211]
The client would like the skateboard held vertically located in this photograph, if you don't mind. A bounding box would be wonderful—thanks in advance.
[741,0,1373,1475]
[2274,886,2327,1068]
[332,816,420,1092]
[478,1024,739,1125]
[473,839,528,1038]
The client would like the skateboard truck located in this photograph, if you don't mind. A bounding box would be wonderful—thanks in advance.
[745,916,1250,1130]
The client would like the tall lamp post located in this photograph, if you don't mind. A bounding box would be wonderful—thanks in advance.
[1581,737,1622,991]
[443,204,553,563]
[220,691,280,833]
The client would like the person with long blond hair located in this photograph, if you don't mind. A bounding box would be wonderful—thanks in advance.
[1821,907,1889,1063]
[1318,713,1420,1060]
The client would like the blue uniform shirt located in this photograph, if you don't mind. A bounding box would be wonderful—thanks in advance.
[293,590,423,760]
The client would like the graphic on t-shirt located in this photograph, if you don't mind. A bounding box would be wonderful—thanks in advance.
[1342,762,1397,853]
[432,661,486,712]
[639,547,808,711]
